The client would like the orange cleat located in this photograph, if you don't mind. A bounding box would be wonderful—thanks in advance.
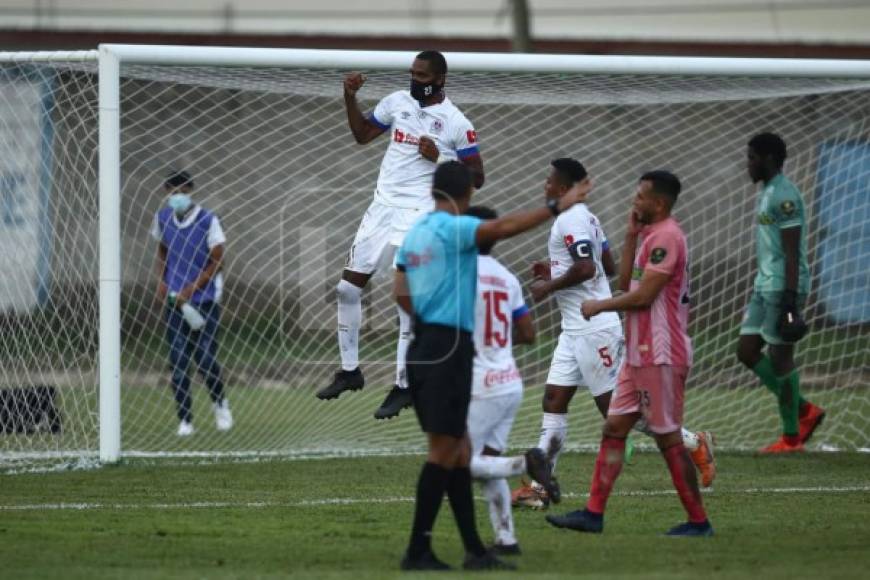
[759,436,805,454]
[690,431,717,487]
[511,479,549,510]
[798,403,826,444]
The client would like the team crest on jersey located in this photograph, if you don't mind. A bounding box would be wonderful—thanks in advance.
[429,119,444,134]
[780,200,796,215]
[650,247,667,264]
[758,213,775,225]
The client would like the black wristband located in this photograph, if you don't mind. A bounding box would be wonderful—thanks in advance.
[547,198,561,217]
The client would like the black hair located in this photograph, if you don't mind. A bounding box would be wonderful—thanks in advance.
[432,161,472,201]
[466,205,498,255]
[550,158,587,188]
[415,50,447,77]
[640,170,681,207]
[165,170,194,190]
[748,132,787,168]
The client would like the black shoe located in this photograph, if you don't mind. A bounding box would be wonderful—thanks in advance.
[546,509,604,533]
[462,550,517,571]
[315,368,364,400]
[400,549,451,571]
[524,447,560,504]
[489,542,521,556]
[665,520,714,537]
[374,385,412,420]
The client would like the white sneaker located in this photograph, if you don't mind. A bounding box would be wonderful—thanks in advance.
[177,420,194,437]
[214,399,233,432]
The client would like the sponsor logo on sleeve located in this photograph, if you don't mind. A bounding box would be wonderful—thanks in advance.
[466,130,477,144]
[650,247,667,264]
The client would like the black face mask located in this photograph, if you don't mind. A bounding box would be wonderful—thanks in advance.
[410,78,442,103]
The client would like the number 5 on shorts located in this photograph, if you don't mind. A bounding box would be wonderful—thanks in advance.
[598,346,613,368]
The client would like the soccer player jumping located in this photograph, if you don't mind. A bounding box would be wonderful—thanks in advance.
[316,51,484,421]
[736,133,825,453]
[546,171,713,537]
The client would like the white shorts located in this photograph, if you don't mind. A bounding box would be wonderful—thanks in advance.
[545,326,625,397]
[467,389,523,455]
[345,197,430,274]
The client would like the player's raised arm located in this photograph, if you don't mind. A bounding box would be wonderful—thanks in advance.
[617,209,644,292]
[454,126,485,188]
[475,178,592,248]
[530,237,596,302]
[343,72,386,144]
[513,311,535,345]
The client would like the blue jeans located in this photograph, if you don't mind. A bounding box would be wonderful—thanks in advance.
[165,301,225,422]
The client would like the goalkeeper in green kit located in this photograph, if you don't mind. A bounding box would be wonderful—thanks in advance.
[736,133,825,453]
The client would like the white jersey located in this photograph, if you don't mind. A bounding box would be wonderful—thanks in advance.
[472,255,528,399]
[549,203,621,334]
[369,90,479,209]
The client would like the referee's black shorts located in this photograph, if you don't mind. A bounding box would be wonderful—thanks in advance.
[406,322,474,438]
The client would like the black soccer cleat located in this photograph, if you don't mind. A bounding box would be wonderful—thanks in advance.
[546,509,604,533]
[462,550,517,571]
[400,549,452,571]
[374,385,412,420]
[315,368,364,400]
[489,542,521,556]
[524,447,561,504]
[665,520,714,537]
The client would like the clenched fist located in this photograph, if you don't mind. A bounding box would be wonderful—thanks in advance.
[344,72,366,97]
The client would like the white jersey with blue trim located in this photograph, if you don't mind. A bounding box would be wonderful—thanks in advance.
[548,203,621,334]
[472,255,528,398]
[369,90,479,209]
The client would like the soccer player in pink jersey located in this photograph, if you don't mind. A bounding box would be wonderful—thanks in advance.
[546,170,713,537]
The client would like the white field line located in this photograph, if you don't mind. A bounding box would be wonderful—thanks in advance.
[1,485,868,512]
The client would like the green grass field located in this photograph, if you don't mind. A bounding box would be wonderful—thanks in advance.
[1,451,868,579]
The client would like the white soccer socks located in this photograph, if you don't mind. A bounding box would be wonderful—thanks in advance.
[470,454,526,479]
[538,412,568,470]
[395,306,412,389]
[482,478,517,547]
[336,279,363,372]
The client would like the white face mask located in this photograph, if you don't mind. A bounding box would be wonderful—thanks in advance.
[168,193,192,216]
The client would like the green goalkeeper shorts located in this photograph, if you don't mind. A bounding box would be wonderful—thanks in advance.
[739,290,807,345]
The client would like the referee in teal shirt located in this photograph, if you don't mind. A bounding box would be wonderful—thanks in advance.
[394,161,589,571]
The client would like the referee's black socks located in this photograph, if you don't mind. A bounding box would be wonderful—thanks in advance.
[446,466,487,557]
[408,462,449,559]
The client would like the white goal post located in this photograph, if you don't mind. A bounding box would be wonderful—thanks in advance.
[0,45,868,468]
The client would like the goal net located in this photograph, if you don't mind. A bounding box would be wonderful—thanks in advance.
[1,48,868,469]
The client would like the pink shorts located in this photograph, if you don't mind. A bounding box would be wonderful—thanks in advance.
[608,364,688,434]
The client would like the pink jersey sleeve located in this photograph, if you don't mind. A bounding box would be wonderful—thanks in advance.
[641,228,683,276]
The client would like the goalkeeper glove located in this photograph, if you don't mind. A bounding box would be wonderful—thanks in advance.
[778,290,808,343]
